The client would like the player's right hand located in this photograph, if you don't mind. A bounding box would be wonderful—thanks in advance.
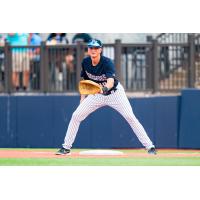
[99,86,103,94]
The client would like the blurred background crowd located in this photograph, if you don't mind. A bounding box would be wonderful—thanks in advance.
[0,33,157,46]
[0,33,157,93]
[1,33,199,94]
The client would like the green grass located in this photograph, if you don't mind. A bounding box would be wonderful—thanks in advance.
[0,157,200,166]
[0,158,200,166]
[0,148,200,166]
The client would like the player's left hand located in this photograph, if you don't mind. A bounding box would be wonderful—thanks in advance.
[101,86,109,95]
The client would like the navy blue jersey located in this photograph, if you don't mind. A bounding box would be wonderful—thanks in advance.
[81,56,119,91]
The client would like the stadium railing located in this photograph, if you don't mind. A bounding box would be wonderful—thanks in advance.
[0,34,199,94]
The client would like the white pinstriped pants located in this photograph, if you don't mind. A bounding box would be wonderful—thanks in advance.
[63,83,154,149]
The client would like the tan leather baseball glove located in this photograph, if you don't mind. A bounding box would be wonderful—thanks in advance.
[79,80,102,95]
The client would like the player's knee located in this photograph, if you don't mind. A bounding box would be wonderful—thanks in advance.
[72,112,80,121]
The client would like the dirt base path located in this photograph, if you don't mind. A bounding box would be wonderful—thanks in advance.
[0,149,200,159]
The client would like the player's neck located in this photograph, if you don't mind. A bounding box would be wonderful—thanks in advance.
[91,55,101,66]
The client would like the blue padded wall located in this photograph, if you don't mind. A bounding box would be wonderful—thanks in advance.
[0,96,17,147]
[52,96,81,148]
[154,96,180,148]
[179,89,200,148]
[111,98,155,148]
[89,107,113,148]
[0,96,9,147]
[16,96,54,147]
[0,94,180,149]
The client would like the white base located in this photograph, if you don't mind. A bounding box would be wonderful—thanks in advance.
[79,150,124,156]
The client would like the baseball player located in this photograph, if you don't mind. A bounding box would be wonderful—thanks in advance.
[56,39,157,155]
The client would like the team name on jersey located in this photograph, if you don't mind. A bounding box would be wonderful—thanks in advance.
[85,71,107,81]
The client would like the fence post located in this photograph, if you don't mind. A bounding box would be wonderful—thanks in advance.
[4,42,12,93]
[76,41,84,88]
[188,34,195,88]
[152,39,159,93]
[114,39,122,83]
[146,44,153,90]
[40,41,48,93]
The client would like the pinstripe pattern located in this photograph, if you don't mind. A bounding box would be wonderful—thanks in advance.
[63,83,154,149]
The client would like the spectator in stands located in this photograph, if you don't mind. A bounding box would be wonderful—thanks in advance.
[46,33,68,45]
[69,33,93,69]
[73,33,93,57]
[28,33,42,90]
[64,33,93,90]
[0,34,5,45]
[72,33,92,44]
[46,33,69,91]
[6,33,30,91]
[0,34,5,91]
[29,33,42,46]
[29,33,42,58]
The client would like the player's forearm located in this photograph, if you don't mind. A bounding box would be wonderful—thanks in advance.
[105,78,114,89]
